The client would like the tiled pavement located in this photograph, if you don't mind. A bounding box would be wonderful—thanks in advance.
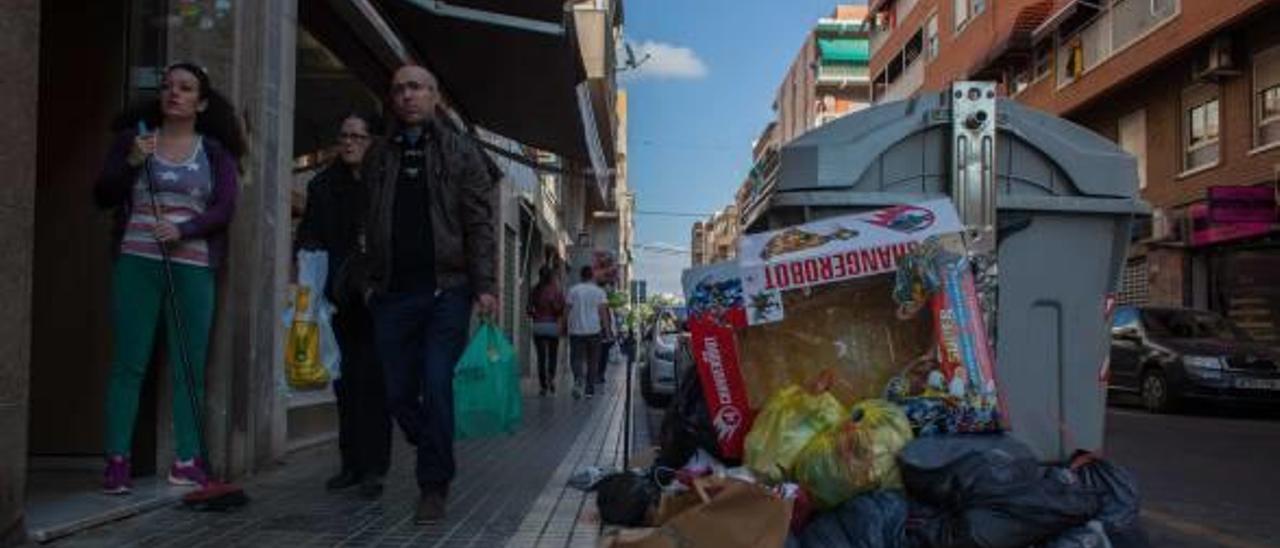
[47,363,639,548]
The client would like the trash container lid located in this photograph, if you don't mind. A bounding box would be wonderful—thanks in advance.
[776,94,1140,201]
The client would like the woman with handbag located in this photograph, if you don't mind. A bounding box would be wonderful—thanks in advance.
[296,112,392,499]
[93,62,244,494]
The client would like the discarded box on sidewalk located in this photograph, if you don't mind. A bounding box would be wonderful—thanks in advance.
[602,477,792,548]
[681,200,1004,464]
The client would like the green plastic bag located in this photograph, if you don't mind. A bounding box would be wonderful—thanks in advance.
[454,322,523,439]
[744,385,848,483]
[793,399,914,509]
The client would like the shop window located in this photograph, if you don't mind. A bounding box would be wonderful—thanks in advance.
[126,0,170,105]
[1182,85,1220,172]
[1254,46,1280,148]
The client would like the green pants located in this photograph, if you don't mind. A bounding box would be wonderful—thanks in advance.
[105,254,215,460]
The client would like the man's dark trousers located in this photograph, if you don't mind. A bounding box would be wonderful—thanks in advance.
[333,304,392,478]
[372,286,473,490]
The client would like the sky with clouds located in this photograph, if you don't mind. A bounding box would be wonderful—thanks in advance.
[623,0,860,297]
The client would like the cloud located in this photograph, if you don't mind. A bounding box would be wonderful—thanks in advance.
[633,246,691,297]
[622,40,708,81]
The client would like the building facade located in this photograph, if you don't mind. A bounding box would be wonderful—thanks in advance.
[866,0,1280,346]
[0,1,622,544]
[689,205,740,266]
[737,4,874,234]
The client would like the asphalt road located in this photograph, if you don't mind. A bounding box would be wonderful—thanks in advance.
[1104,401,1280,548]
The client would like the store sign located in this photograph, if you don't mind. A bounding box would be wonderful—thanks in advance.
[1208,186,1276,224]
[1190,203,1273,247]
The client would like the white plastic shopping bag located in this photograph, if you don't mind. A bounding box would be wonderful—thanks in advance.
[286,250,341,388]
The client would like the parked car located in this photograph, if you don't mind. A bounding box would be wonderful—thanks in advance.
[640,308,686,407]
[1109,306,1280,412]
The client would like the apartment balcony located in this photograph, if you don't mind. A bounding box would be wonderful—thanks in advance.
[1052,0,1181,87]
[817,62,871,84]
[880,56,924,103]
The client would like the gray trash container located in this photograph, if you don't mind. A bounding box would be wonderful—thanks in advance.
[744,90,1150,462]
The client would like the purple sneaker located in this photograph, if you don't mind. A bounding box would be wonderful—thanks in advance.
[103,455,132,495]
[168,458,210,487]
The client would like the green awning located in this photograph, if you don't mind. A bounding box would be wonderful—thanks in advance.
[818,38,869,63]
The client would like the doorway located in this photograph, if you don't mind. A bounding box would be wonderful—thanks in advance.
[24,0,188,541]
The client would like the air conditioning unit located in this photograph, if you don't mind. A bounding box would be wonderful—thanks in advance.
[1192,35,1242,82]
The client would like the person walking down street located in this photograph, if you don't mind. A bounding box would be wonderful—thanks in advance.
[360,65,499,525]
[596,281,616,386]
[93,62,244,495]
[296,112,391,500]
[566,266,611,400]
[528,265,565,396]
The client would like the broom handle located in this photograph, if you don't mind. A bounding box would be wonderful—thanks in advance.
[143,158,209,465]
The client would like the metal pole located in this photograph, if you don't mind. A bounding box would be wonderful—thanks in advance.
[623,323,633,469]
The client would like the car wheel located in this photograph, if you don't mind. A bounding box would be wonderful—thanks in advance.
[1141,369,1173,413]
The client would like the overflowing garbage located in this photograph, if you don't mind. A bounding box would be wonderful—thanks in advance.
[589,200,1149,548]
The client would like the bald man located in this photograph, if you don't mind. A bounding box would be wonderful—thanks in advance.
[359,64,499,524]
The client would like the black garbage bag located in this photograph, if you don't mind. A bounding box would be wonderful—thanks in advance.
[657,365,730,468]
[897,434,1040,508]
[905,467,1103,548]
[595,472,660,527]
[1037,521,1113,548]
[801,491,908,548]
[1071,453,1151,548]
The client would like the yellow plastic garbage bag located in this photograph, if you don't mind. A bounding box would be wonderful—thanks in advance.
[744,384,848,483]
[793,399,914,509]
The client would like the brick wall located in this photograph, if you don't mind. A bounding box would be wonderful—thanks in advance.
[1016,0,1275,115]
[1066,13,1280,211]
[1147,247,1186,307]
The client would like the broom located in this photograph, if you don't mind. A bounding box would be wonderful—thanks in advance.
[141,135,248,511]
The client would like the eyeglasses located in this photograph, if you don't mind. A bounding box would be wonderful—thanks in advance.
[339,132,370,142]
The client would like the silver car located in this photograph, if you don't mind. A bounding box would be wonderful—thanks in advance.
[641,309,684,407]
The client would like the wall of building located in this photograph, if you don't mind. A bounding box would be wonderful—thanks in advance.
[1065,14,1280,211]
[0,1,39,543]
[778,35,819,144]
[1017,0,1275,116]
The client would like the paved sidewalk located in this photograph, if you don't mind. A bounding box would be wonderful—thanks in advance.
[48,364,635,548]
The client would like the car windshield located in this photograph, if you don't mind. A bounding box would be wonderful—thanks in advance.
[1141,309,1250,341]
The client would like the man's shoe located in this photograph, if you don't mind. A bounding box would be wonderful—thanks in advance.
[358,475,384,499]
[571,382,583,400]
[326,470,360,491]
[415,491,447,525]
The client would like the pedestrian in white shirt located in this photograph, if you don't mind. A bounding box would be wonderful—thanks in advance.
[565,266,611,399]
